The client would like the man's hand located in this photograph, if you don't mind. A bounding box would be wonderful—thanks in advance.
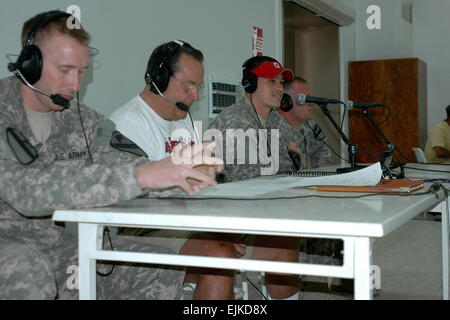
[136,142,223,195]
[185,142,224,192]
[433,146,450,159]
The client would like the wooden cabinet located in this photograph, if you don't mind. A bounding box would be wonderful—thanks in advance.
[348,58,427,163]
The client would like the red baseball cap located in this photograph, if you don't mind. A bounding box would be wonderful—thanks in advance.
[250,61,294,81]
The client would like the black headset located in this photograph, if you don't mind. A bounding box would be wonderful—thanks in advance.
[279,93,293,112]
[241,56,277,94]
[145,40,185,94]
[242,56,293,111]
[9,10,71,85]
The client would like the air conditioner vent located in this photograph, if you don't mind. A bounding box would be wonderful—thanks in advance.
[209,79,243,118]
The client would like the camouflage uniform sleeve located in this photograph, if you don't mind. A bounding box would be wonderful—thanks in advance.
[270,112,301,172]
[0,118,146,217]
[303,121,333,168]
[207,105,264,182]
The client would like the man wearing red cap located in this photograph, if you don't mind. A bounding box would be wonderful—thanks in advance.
[208,56,301,300]
[209,56,300,182]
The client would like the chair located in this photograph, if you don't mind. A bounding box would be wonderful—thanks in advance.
[412,147,427,163]
[411,147,442,216]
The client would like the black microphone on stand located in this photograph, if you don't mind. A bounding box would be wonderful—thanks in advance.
[297,94,363,173]
[346,101,386,109]
[8,62,70,108]
[296,93,341,105]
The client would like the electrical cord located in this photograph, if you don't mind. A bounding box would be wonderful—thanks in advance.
[245,275,268,300]
[403,165,450,175]
[187,110,200,144]
[249,93,272,157]
[304,121,349,164]
[76,92,93,164]
[76,92,115,277]
[96,226,115,277]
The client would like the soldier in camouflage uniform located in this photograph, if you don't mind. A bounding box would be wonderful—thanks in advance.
[208,56,301,300]
[281,76,343,269]
[208,61,301,182]
[280,76,333,170]
[0,10,222,300]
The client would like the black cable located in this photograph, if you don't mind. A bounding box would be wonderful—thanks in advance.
[304,121,349,164]
[395,148,412,162]
[245,275,268,300]
[76,92,115,277]
[76,92,93,164]
[404,166,450,174]
[340,101,347,129]
[187,110,200,144]
[96,226,115,277]
[376,105,391,126]
[249,93,272,157]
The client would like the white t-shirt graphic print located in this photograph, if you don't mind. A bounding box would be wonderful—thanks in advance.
[110,95,198,161]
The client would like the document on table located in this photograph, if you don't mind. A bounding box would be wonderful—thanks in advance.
[189,162,382,198]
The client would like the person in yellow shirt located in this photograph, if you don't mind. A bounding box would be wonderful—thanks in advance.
[424,105,450,163]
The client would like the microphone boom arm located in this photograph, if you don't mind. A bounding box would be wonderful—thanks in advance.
[317,102,360,172]
[360,107,395,151]
[359,107,404,178]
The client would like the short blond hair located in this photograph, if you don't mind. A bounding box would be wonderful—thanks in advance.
[21,11,90,47]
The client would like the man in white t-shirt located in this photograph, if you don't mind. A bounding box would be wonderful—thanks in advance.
[110,41,199,160]
[110,41,240,300]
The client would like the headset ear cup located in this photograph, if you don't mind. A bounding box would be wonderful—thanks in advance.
[16,45,43,85]
[148,61,171,94]
[242,70,257,93]
[155,65,171,92]
[280,93,293,112]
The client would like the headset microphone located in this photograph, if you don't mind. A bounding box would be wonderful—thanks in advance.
[9,63,70,108]
[148,77,189,112]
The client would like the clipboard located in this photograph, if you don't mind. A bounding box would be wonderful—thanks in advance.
[309,179,425,193]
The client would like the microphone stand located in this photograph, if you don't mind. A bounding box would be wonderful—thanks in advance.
[317,103,363,173]
[359,107,404,178]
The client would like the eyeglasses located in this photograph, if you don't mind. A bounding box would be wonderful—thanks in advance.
[172,75,204,93]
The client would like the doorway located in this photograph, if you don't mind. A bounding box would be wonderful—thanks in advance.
[283,0,341,164]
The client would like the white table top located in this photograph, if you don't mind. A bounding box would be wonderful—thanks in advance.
[403,163,450,180]
[53,175,446,239]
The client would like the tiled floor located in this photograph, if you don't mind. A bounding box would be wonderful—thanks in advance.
[245,213,444,300]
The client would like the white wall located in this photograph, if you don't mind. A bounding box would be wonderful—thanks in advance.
[351,0,413,60]
[3,0,447,140]
[339,0,449,136]
[0,0,282,129]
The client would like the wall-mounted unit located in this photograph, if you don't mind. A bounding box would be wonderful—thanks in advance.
[208,77,243,118]
[287,0,355,26]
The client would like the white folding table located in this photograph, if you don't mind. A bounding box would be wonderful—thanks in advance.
[53,176,448,300]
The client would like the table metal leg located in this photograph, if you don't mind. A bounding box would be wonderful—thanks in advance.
[354,237,373,300]
[78,223,97,300]
[442,197,449,300]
